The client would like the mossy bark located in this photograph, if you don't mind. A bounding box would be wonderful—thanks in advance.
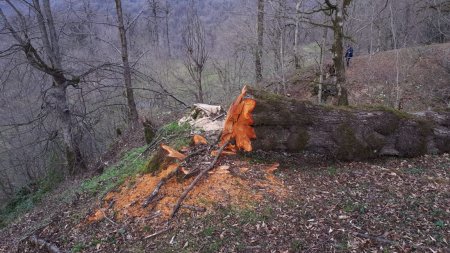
[143,119,155,144]
[246,86,450,160]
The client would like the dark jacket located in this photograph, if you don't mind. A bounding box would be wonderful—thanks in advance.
[345,47,354,58]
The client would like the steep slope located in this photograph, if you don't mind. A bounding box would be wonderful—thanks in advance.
[286,43,450,111]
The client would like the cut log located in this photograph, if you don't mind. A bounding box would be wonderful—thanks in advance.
[221,86,450,160]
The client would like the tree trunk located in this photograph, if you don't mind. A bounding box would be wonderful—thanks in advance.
[150,0,160,46]
[255,0,264,84]
[318,27,328,104]
[47,84,85,174]
[165,0,171,57]
[115,0,139,123]
[329,0,349,106]
[293,1,302,69]
[222,86,450,161]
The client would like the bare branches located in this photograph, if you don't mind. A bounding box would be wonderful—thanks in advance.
[182,9,208,103]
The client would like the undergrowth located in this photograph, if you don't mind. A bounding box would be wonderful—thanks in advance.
[0,122,190,229]
[80,146,147,198]
[158,122,191,149]
[0,169,64,228]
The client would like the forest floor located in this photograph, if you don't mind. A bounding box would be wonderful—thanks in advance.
[286,42,450,111]
[0,145,448,252]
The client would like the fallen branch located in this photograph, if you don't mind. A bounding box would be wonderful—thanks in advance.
[171,204,206,212]
[169,140,230,219]
[144,226,171,239]
[28,235,61,253]
[142,167,179,208]
[212,113,225,121]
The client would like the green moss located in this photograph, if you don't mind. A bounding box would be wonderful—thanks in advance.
[417,120,433,154]
[287,128,310,151]
[144,149,169,175]
[336,122,372,160]
[144,126,155,144]
[365,133,386,150]
[66,148,76,174]
[360,104,413,119]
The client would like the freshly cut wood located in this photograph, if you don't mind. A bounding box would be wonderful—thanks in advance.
[161,145,186,160]
[193,134,208,145]
[221,86,450,160]
[220,86,256,151]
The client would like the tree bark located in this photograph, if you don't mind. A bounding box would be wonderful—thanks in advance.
[318,27,328,104]
[227,86,450,160]
[165,0,171,57]
[293,0,302,69]
[47,85,85,174]
[326,0,351,106]
[255,0,264,84]
[115,0,139,123]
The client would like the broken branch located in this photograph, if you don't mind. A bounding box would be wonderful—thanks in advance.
[28,235,61,253]
[169,140,230,219]
[142,166,179,208]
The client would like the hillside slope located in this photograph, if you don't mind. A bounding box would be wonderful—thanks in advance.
[0,134,448,252]
[286,43,450,111]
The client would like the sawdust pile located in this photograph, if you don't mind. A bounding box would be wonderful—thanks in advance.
[87,153,287,223]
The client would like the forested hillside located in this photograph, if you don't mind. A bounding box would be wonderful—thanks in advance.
[0,0,449,252]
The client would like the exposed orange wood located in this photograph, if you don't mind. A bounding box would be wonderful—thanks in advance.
[220,86,256,152]
[193,134,208,145]
[161,144,187,160]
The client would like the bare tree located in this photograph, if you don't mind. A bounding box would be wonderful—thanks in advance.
[293,0,304,69]
[0,0,90,173]
[389,1,401,109]
[164,0,172,57]
[148,0,160,46]
[255,0,265,85]
[182,10,208,103]
[114,0,139,123]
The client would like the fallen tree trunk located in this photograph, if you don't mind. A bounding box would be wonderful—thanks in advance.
[221,86,450,160]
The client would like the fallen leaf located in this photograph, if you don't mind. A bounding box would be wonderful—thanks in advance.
[266,163,280,173]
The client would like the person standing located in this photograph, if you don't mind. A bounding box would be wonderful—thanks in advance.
[345,45,354,67]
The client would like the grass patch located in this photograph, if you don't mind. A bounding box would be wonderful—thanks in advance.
[404,166,425,175]
[242,152,276,165]
[202,226,215,237]
[327,166,338,176]
[80,146,147,198]
[342,200,367,214]
[71,243,87,253]
[158,122,191,149]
